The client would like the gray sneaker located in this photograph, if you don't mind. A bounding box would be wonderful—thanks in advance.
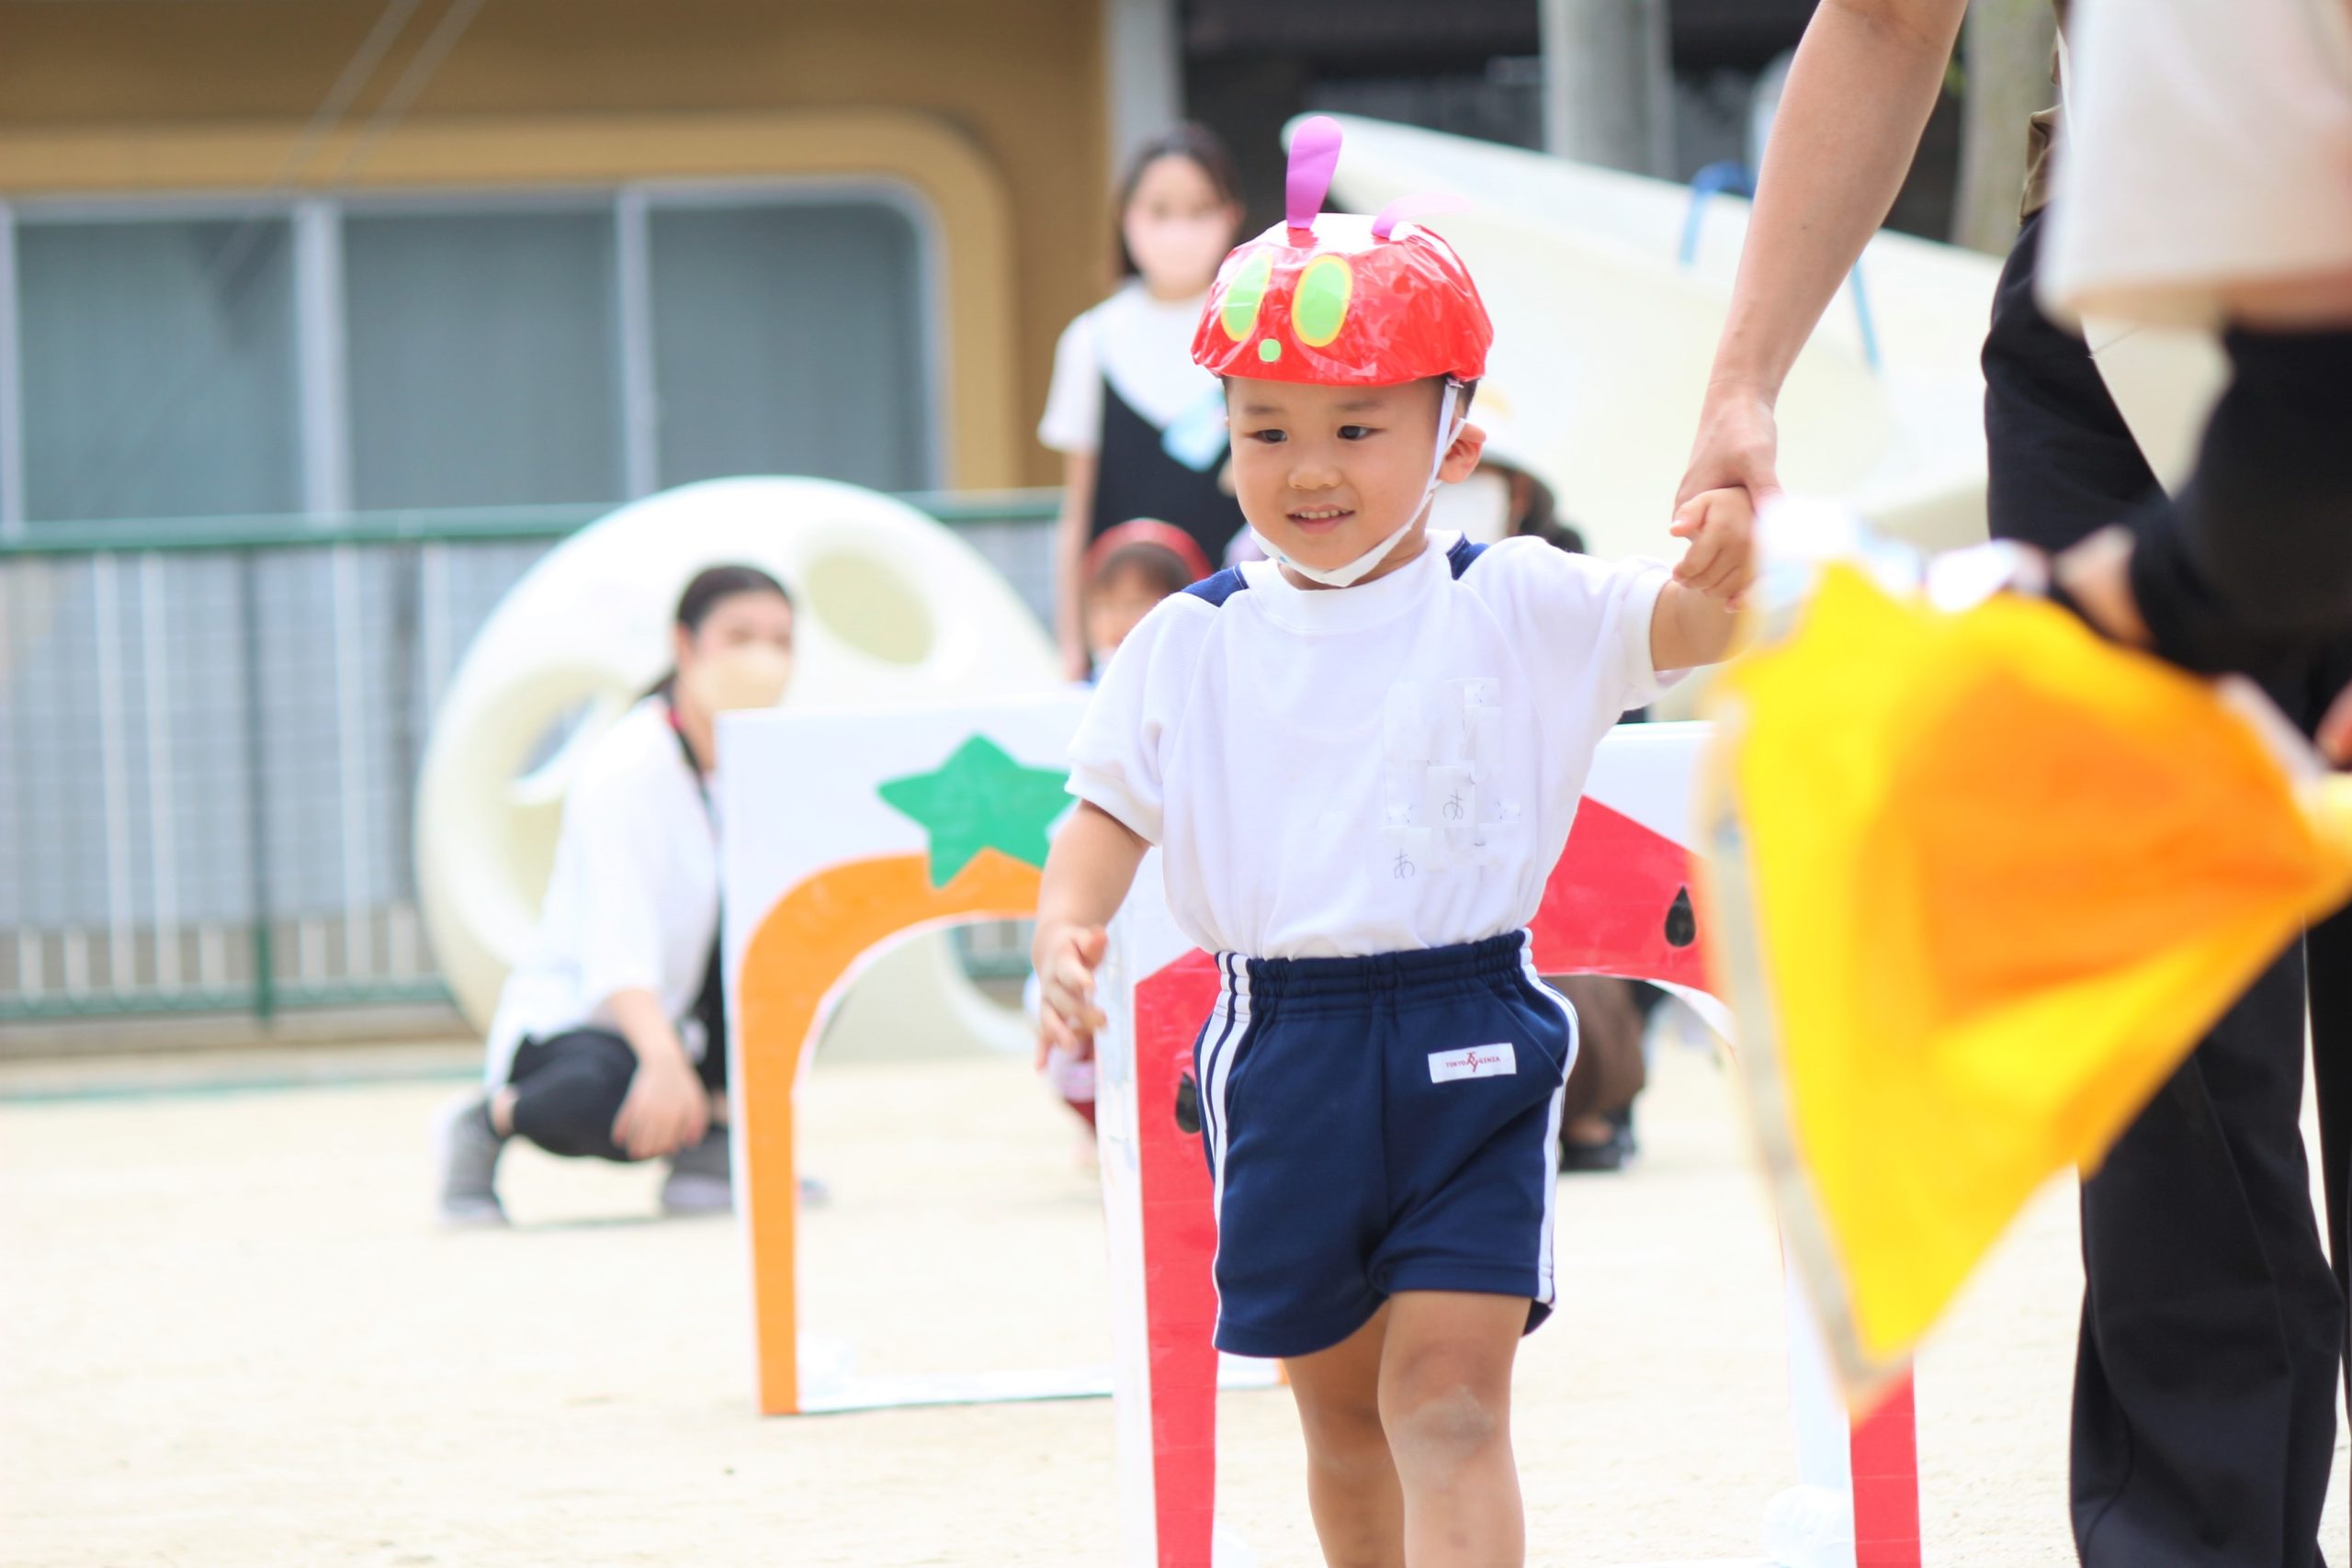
[435,1095,509,1227]
[661,1126,733,1215]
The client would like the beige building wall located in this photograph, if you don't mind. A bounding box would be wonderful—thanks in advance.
[0,0,1117,489]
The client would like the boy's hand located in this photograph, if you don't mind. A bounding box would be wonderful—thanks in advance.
[1668,486,1758,605]
[1034,922,1111,1066]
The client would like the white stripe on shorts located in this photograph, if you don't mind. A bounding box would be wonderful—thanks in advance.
[1195,953,1238,1173]
[1520,948,1579,1306]
[1205,954,1252,1228]
[1202,953,1253,1325]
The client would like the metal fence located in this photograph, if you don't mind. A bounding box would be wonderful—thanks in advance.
[0,492,1058,1023]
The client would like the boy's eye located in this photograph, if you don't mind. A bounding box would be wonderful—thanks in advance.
[1248,428,1287,445]
[1338,425,1376,441]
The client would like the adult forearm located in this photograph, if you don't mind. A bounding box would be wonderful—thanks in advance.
[1707,0,1967,399]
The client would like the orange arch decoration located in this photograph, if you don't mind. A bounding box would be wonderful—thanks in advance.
[736,846,1043,1414]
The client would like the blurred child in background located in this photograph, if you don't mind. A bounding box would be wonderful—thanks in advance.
[1036,518,1214,1130]
[1080,518,1212,682]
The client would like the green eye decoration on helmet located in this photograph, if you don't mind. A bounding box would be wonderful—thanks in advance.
[1291,254,1354,348]
[1220,252,1274,343]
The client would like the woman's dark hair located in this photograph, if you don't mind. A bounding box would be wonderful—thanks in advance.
[675,563,790,631]
[647,563,793,699]
[1114,122,1246,278]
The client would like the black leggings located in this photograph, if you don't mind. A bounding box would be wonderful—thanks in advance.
[1987,209,2346,1568]
[506,1029,727,1163]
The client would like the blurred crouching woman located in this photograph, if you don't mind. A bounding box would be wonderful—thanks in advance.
[436,565,794,1225]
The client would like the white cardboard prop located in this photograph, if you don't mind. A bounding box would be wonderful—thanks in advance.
[721,700,1922,1568]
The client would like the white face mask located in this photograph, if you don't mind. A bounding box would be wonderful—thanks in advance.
[1124,210,1232,294]
[1252,379,1464,589]
[678,642,794,716]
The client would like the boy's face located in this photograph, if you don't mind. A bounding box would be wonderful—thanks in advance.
[1227,377,1485,586]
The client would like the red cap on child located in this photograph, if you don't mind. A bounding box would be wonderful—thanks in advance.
[1084,518,1215,585]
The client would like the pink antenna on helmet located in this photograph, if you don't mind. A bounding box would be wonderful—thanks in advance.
[1372,190,1470,241]
[1285,115,1343,239]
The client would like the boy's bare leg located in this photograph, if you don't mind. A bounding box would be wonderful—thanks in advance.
[1284,1303,1407,1567]
[1379,1291,1526,1567]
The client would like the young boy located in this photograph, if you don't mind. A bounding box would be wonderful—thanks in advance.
[1033,119,1753,1565]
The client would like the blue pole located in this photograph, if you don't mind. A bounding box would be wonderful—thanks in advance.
[1681,160,1883,374]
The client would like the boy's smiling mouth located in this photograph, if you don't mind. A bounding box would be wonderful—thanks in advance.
[1286,504,1355,534]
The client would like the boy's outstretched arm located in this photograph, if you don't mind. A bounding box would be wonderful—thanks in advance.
[1033,801,1150,1064]
[1652,486,1758,670]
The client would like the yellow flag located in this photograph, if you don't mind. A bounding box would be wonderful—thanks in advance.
[1701,565,2352,1406]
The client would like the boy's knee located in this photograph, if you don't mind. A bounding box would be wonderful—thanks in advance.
[1385,1382,1502,1469]
[1380,1351,1508,1472]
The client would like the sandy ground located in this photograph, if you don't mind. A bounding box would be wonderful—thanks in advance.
[3,1038,2344,1568]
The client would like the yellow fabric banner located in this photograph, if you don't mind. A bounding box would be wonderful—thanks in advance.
[1702,565,2352,1404]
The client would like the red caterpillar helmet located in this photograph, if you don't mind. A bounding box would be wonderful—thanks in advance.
[1192,116,1491,387]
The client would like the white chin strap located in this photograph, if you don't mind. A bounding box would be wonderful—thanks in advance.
[1254,378,1465,589]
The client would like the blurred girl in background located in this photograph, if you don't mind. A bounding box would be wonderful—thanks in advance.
[1040,124,1247,678]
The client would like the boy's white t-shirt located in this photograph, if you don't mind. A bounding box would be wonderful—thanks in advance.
[1069,533,1675,960]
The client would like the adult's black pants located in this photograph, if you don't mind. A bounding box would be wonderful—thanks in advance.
[506,1029,726,1164]
[1984,209,2346,1568]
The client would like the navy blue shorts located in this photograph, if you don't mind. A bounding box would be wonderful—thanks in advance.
[1194,931,1577,1359]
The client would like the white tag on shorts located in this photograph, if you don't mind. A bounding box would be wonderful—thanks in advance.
[1428,1043,1517,1083]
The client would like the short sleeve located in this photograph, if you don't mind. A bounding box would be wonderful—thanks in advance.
[2038,0,2352,330]
[1067,597,1203,844]
[1479,537,1675,715]
[1037,308,1104,456]
[565,766,674,1006]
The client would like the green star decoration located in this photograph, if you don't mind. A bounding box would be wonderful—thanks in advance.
[876,735,1072,887]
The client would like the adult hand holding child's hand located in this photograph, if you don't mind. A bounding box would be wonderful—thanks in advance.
[1678,385,1782,516]
[1034,922,1110,1065]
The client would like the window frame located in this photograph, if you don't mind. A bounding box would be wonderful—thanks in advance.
[0,174,947,532]
[624,175,951,501]
[0,200,22,535]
